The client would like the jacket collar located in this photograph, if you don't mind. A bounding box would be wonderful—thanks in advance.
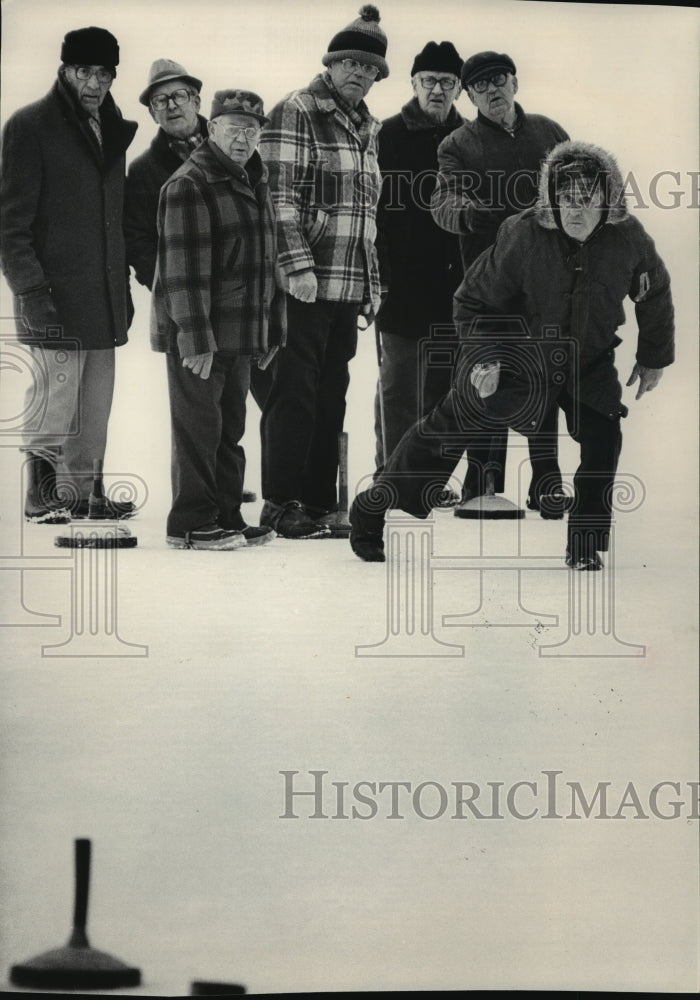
[54,72,137,163]
[400,96,463,132]
[476,100,525,134]
[307,73,379,129]
[155,114,208,156]
[190,139,268,192]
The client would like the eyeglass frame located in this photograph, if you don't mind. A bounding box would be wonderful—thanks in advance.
[468,71,510,94]
[415,74,459,93]
[211,120,262,141]
[337,58,380,80]
[149,88,196,112]
[73,65,114,85]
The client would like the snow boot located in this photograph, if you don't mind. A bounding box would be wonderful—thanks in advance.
[24,453,71,524]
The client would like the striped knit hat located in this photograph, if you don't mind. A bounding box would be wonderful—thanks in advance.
[322,5,389,80]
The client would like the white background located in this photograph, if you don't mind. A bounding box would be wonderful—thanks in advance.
[1,0,698,994]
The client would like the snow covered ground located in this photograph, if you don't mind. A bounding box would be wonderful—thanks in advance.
[1,1,698,994]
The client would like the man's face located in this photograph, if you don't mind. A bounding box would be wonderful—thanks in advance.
[558,183,606,242]
[63,64,113,115]
[412,72,461,122]
[467,71,518,125]
[149,81,201,139]
[208,113,261,165]
[327,59,377,108]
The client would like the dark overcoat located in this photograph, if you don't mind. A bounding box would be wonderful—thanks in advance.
[0,75,138,349]
[375,98,464,340]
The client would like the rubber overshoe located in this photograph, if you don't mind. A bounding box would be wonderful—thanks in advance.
[166,524,247,550]
[349,497,385,562]
[565,548,603,571]
[259,500,331,539]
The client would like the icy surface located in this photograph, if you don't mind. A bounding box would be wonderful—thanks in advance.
[1,1,698,994]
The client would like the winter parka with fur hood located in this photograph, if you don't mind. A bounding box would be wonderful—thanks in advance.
[453,140,675,428]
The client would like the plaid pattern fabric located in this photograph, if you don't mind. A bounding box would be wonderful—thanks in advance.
[150,140,285,358]
[259,74,382,308]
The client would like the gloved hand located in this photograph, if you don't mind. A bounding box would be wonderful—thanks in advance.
[19,286,60,335]
[626,362,664,400]
[470,361,501,398]
[182,352,213,380]
[464,201,500,236]
[288,270,318,303]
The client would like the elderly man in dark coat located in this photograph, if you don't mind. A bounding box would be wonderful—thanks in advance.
[124,59,208,292]
[0,26,138,522]
[431,50,570,515]
[350,140,675,571]
[125,59,270,504]
[373,40,464,500]
[151,90,286,550]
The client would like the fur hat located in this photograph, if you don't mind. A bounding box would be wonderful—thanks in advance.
[411,41,462,78]
[139,59,202,107]
[61,27,119,74]
[461,50,516,89]
[322,5,389,80]
[209,90,269,124]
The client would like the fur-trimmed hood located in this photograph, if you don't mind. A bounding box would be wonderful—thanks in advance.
[537,139,628,229]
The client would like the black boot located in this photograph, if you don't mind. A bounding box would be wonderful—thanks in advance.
[349,493,386,562]
[24,453,71,524]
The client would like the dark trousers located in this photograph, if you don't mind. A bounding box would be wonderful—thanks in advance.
[374,386,622,555]
[461,408,562,500]
[166,352,251,535]
[374,329,454,468]
[261,296,359,511]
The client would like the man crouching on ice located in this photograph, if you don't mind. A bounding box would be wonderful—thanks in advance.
[349,139,675,570]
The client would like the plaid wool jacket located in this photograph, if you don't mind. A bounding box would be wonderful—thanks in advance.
[150,140,286,358]
[259,73,382,310]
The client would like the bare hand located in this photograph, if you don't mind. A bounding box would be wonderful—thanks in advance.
[288,271,317,303]
[470,361,501,398]
[182,352,213,380]
[626,362,663,400]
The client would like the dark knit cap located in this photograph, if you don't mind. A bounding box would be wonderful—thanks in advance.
[411,41,462,78]
[322,5,389,80]
[61,27,120,72]
[461,50,516,88]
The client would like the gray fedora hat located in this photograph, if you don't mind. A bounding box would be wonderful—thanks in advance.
[139,58,202,106]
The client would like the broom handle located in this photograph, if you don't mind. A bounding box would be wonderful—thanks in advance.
[69,838,91,947]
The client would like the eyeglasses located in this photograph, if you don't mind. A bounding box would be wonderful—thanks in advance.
[338,58,380,79]
[150,88,194,112]
[417,75,458,93]
[214,122,261,140]
[74,65,113,85]
[557,189,605,209]
[470,72,509,93]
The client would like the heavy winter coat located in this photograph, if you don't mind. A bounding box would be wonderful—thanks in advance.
[0,75,138,350]
[124,116,209,289]
[375,98,464,339]
[259,73,382,309]
[454,140,675,426]
[151,139,286,359]
[431,102,568,271]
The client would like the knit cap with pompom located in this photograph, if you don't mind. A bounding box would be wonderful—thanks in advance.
[322,5,389,79]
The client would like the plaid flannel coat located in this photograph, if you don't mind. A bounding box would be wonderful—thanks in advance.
[150,140,286,358]
[259,74,382,309]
